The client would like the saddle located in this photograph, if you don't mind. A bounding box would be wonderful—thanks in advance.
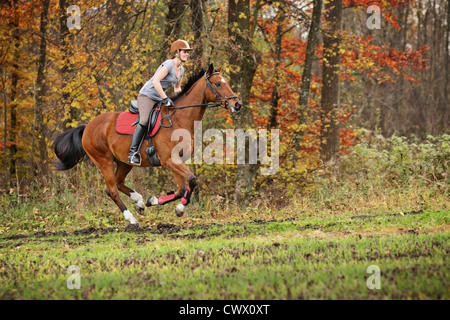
[116,100,162,166]
[116,100,162,137]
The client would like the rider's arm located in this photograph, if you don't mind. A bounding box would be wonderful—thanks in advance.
[152,66,170,99]
[174,78,182,94]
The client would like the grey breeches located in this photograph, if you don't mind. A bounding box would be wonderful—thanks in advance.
[137,94,157,126]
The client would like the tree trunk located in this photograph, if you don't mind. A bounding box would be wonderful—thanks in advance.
[228,0,262,206]
[299,0,323,108]
[268,12,286,129]
[162,0,188,58]
[59,0,77,129]
[8,0,20,178]
[320,0,342,162]
[189,0,206,75]
[445,0,449,109]
[293,0,322,151]
[2,68,9,187]
[35,0,50,176]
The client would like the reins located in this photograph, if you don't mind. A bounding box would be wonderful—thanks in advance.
[160,102,222,128]
[167,102,222,110]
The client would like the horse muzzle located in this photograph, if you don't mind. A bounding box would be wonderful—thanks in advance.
[224,98,242,113]
[228,101,242,113]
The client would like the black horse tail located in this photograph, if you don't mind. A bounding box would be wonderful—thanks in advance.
[53,125,87,171]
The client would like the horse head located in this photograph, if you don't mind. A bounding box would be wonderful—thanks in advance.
[204,63,242,113]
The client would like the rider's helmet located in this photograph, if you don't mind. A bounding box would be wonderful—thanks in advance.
[170,40,193,55]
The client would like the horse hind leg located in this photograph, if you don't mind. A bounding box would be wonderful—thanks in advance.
[88,155,139,225]
[104,168,140,225]
[115,161,145,215]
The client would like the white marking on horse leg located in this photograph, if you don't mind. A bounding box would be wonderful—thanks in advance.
[175,203,185,217]
[149,196,159,206]
[130,192,145,209]
[123,209,139,225]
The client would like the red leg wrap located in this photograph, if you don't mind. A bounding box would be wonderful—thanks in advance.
[158,192,177,205]
[181,187,192,206]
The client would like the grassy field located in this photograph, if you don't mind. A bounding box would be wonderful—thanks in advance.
[1,208,448,300]
[1,134,448,301]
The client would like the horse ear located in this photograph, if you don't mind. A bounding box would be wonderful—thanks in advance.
[207,63,214,75]
[217,66,222,72]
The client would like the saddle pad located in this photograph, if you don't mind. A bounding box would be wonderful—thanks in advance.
[116,109,162,137]
[116,111,138,135]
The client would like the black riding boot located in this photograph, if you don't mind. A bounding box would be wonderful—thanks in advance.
[128,123,148,165]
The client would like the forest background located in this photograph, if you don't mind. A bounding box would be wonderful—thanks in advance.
[0,0,448,230]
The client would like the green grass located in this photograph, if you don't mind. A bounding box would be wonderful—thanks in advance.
[1,133,448,300]
[1,209,448,300]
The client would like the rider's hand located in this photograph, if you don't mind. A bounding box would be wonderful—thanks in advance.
[162,97,174,107]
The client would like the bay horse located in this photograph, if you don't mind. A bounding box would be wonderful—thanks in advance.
[53,64,242,226]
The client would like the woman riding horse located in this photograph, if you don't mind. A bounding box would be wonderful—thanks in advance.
[129,39,192,165]
[53,57,242,226]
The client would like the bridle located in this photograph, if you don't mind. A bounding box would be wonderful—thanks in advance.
[160,71,241,128]
[204,71,240,113]
[167,71,240,111]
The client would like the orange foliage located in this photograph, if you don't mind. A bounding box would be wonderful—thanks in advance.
[250,0,428,158]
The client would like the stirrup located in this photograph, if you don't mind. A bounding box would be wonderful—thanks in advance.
[128,152,142,166]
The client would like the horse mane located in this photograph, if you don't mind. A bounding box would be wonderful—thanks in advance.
[172,69,205,102]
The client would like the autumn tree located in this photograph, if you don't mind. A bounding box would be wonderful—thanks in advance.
[227,0,262,206]
[5,0,20,179]
[338,0,438,137]
[32,0,50,177]
[189,0,206,74]
[320,0,342,162]
[163,0,189,57]
[293,0,323,152]
[298,0,323,110]
[59,0,77,129]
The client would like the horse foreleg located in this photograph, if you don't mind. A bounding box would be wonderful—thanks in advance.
[115,161,145,215]
[175,174,197,217]
[153,159,196,217]
[145,173,185,207]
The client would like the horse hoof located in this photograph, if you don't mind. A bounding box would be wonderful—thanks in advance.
[123,209,140,225]
[175,203,185,217]
[146,196,159,207]
[135,205,145,215]
[125,223,141,231]
[128,220,140,227]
